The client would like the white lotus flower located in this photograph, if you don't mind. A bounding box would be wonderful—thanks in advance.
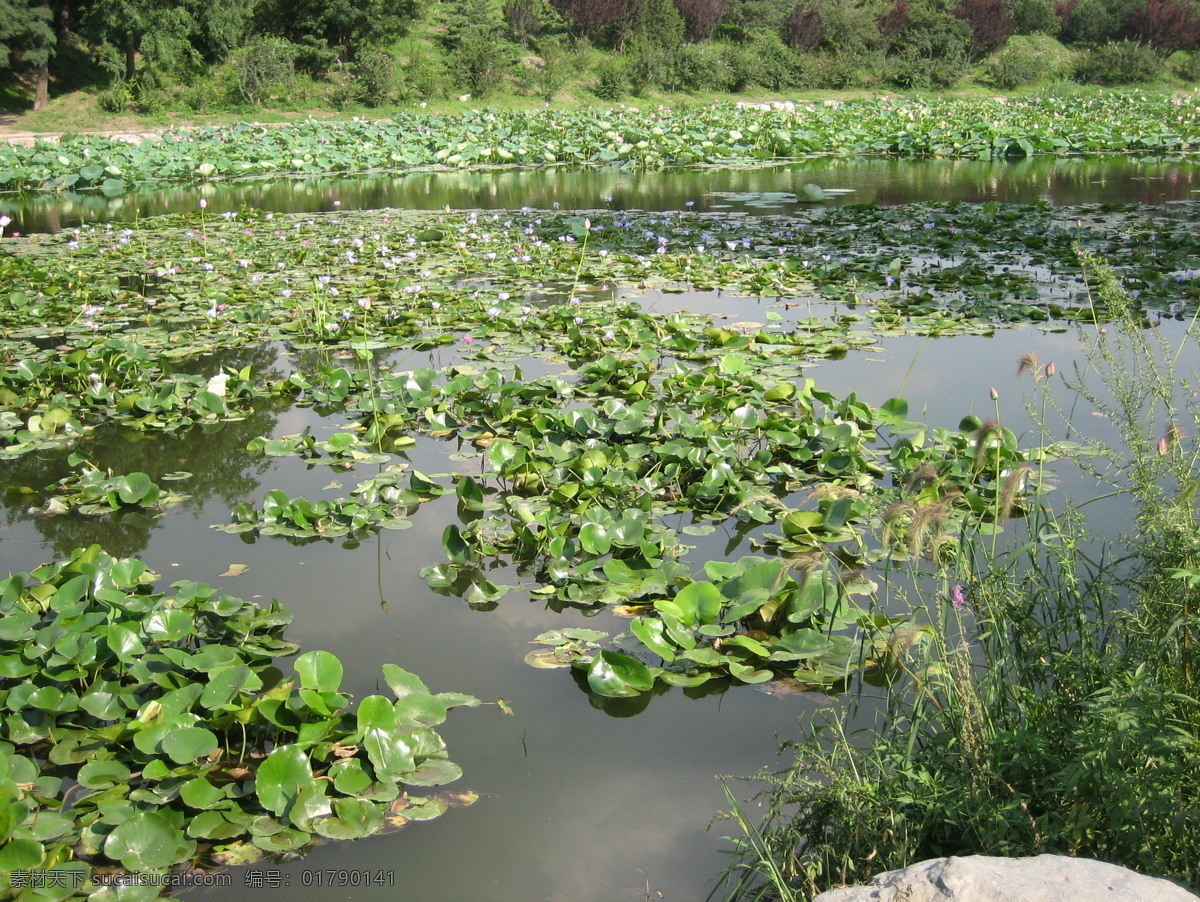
[206,373,229,397]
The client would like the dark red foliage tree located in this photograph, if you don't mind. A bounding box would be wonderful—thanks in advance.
[952,0,1012,59]
[548,0,628,39]
[878,0,910,41]
[783,3,824,49]
[1122,0,1200,51]
[674,0,729,41]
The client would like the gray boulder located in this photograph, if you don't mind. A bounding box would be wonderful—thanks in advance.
[812,855,1199,902]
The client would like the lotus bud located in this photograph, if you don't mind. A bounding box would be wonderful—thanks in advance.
[990,387,999,401]
[1045,362,1056,378]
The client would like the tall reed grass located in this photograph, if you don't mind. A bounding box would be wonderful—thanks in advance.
[716,254,1200,900]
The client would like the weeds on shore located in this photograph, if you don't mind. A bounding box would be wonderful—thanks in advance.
[717,254,1200,899]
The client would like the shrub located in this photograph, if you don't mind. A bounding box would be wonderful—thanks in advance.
[720,0,793,32]
[720,42,759,90]
[456,27,513,97]
[98,80,133,113]
[890,3,972,64]
[1174,49,1200,79]
[878,0,910,44]
[816,0,889,51]
[1073,39,1163,82]
[626,40,675,93]
[396,40,447,101]
[549,0,626,41]
[1013,0,1063,34]
[984,40,1056,86]
[97,76,166,114]
[753,31,805,89]
[236,36,297,104]
[531,37,572,100]
[805,51,864,88]
[673,42,735,91]
[1060,0,1121,44]
[626,0,687,50]
[592,55,628,99]
[180,63,241,110]
[351,47,397,107]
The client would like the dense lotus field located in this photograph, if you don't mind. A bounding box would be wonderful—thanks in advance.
[2,92,1199,194]
[0,187,1195,884]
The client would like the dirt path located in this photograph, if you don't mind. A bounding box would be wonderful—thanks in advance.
[0,111,165,146]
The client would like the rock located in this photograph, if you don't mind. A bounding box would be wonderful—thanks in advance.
[812,855,1199,902]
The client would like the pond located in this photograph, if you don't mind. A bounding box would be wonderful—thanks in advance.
[4,154,1200,234]
[1,156,1197,902]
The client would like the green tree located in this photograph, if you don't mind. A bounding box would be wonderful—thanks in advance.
[812,0,888,49]
[1012,0,1062,34]
[1,0,56,108]
[186,0,251,63]
[625,0,686,48]
[253,0,421,63]
[80,0,193,83]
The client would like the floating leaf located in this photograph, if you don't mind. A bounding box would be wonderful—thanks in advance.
[587,650,655,697]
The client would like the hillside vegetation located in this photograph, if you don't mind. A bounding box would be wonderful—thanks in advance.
[1,0,1199,131]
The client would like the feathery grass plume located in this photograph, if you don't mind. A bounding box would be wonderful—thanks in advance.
[971,420,1001,473]
[880,500,913,553]
[905,461,939,493]
[806,483,864,503]
[730,486,790,515]
[907,499,953,559]
[998,462,1033,521]
[782,551,823,575]
[1017,352,1039,378]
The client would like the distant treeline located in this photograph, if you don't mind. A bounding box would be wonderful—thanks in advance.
[1,0,1197,112]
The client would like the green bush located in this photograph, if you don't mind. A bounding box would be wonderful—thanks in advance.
[886,48,969,89]
[97,80,133,113]
[984,41,1056,87]
[1172,50,1200,81]
[673,43,734,92]
[236,35,297,104]
[808,50,870,89]
[396,40,447,102]
[627,40,675,94]
[456,27,513,97]
[1073,40,1163,84]
[179,63,241,110]
[592,56,628,100]
[1012,0,1062,35]
[97,76,166,114]
[532,38,573,100]
[752,32,804,90]
[352,47,397,107]
[1060,0,1121,44]
[719,42,758,91]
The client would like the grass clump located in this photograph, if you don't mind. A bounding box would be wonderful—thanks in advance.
[718,255,1200,899]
